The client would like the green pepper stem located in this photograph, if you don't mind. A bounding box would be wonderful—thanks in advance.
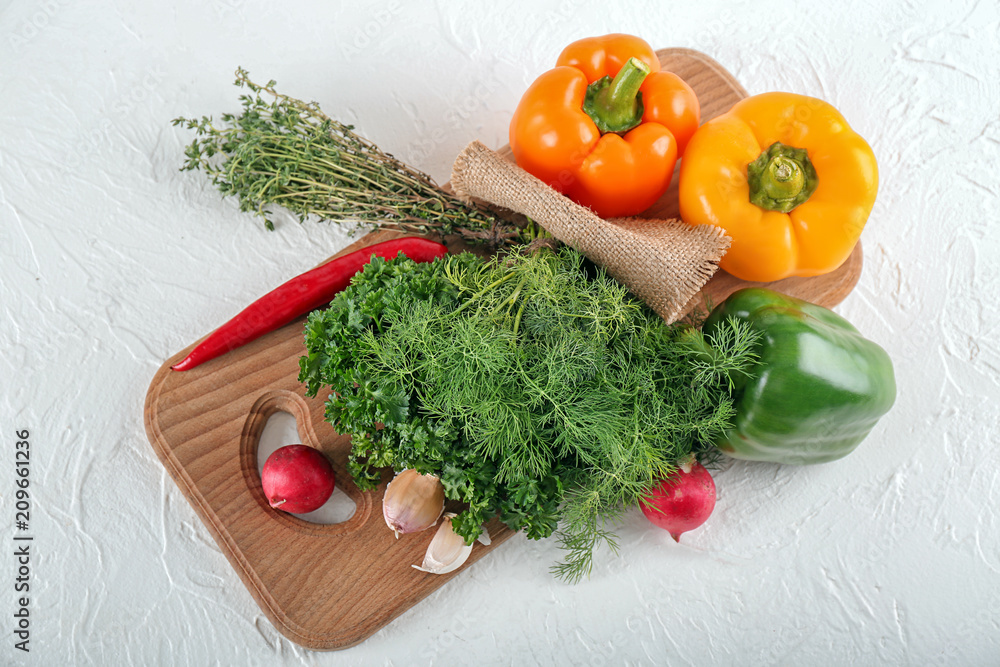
[746,142,819,213]
[582,57,650,134]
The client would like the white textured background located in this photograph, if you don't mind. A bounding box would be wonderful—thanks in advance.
[2,0,999,664]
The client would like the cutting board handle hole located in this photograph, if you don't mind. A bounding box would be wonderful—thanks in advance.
[240,390,372,536]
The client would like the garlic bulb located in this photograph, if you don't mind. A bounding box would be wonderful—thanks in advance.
[382,469,445,537]
[412,513,491,575]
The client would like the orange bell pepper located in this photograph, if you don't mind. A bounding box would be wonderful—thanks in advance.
[509,34,700,218]
[679,92,878,282]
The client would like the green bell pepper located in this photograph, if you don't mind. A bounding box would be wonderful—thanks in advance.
[702,288,896,465]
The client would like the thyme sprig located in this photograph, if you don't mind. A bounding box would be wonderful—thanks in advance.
[173,68,518,246]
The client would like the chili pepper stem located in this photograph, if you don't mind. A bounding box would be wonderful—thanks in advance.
[746,142,819,213]
[582,57,650,134]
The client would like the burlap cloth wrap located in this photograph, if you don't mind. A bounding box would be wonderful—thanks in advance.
[450,141,731,323]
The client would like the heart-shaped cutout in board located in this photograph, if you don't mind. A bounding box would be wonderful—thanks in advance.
[239,390,369,537]
[146,305,514,650]
[245,391,358,527]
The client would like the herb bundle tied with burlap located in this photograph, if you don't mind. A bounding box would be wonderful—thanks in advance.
[174,69,729,324]
[450,141,730,323]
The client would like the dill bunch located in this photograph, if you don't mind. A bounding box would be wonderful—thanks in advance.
[173,68,518,246]
[299,247,759,582]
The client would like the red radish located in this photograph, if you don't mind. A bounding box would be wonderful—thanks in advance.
[261,445,336,514]
[640,458,716,542]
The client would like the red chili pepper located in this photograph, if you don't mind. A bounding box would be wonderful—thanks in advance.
[171,237,448,372]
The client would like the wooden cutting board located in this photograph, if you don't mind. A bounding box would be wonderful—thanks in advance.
[143,48,862,652]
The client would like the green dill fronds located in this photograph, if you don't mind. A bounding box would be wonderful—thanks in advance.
[550,496,621,584]
[299,247,760,581]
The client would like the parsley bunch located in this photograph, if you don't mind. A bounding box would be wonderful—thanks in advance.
[299,248,758,581]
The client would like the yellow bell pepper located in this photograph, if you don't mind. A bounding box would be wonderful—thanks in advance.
[679,92,878,282]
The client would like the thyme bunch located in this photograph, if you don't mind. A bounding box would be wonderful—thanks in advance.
[173,68,518,246]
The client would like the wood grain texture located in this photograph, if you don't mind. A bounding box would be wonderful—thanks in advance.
[143,48,861,652]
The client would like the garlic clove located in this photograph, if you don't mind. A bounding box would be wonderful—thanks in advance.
[412,513,489,575]
[382,469,445,537]
[412,513,468,574]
